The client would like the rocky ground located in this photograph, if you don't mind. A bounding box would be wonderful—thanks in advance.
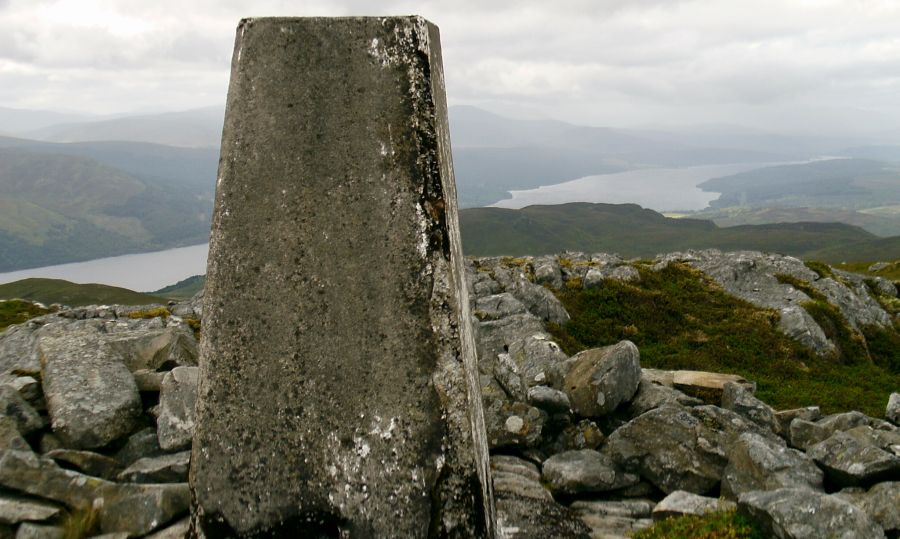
[0,249,897,538]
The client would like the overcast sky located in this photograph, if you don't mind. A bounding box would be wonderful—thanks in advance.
[1,0,899,136]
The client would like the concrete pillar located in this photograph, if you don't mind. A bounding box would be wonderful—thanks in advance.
[189,16,494,538]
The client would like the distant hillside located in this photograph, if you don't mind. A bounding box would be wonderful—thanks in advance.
[692,206,900,237]
[25,107,224,148]
[0,145,213,271]
[152,275,205,301]
[458,202,891,261]
[0,106,95,134]
[0,278,165,307]
[700,158,900,210]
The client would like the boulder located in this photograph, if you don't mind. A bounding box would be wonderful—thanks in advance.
[506,334,568,387]
[481,377,546,449]
[473,293,528,322]
[132,370,167,392]
[44,450,124,480]
[807,426,900,487]
[836,482,899,537]
[888,393,899,425]
[493,353,527,402]
[0,417,30,452]
[774,406,820,438]
[474,313,546,372]
[38,332,141,449]
[7,376,41,405]
[625,378,702,418]
[0,385,42,436]
[569,499,653,538]
[652,490,735,521]
[541,450,639,496]
[0,450,189,536]
[0,321,43,375]
[526,385,571,413]
[491,455,551,502]
[547,420,605,454]
[789,410,872,450]
[156,366,198,452]
[104,326,197,372]
[671,370,755,401]
[114,427,164,466]
[0,494,60,525]
[603,405,727,494]
[533,257,563,289]
[721,382,778,433]
[508,276,570,325]
[14,523,64,539]
[118,451,190,484]
[562,341,641,417]
[738,488,885,539]
[144,517,190,539]
[721,432,823,499]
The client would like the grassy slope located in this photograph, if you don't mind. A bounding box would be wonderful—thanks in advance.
[0,278,166,307]
[546,263,900,417]
[0,300,51,332]
[692,206,900,237]
[151,274,205,301]
[459,202,888,262]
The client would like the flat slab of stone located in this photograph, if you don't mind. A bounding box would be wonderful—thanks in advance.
[0,494,60,525]
[190,16,492,538]
[156,366,198,451]
[652,490,735,521]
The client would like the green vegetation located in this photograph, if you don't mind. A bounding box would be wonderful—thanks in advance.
[547,263,900,416]
[0,299,51,331]
[459,202,900,262]
[62,505,101,539]
[631,509,765,539]
[0,278,166,307]
[692,206,900,238]
[835,260,900,281]
[127,307,170,319]
[152,274,205,301]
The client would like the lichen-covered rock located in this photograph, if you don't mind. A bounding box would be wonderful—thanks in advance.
[569,499,653,538]
[547,420,605,454]
[625,378,702,418]
[836,482,900,536]
[506,334,568,388]
[738,488,885,539]
[789,410,872,450]
[0,494,60,525]
[721,382,778,433]
[807,426,900,487]
[603,405,727,494]
[533,256,563,289]
[562,341,641,417]
[44,450,124,480]
[118,451,190,484]
[155,366,197,452]
[38,332,141,449]
[114,427,164,466]
[491,455,551,502]
[526,385,571,413]
[0,416,29,452]
[0,385,42,436]
[888,393,900,425]
[473,293,528,322]
[652,490,735,521]
[14,523,65,539]
[481,377,547,449]
[104,326,197,372]
[774,406,820,439]
[721,433,823,499]
[508,275,570,325]
[475,313,546,372]
[541,450,639,496]
[0,319,44,375]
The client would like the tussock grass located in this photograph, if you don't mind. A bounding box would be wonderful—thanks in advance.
[631,509,765,539]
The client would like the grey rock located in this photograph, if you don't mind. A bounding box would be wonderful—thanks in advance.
[0,416,30,452]
[506,333,568,387]
[603,405,727,494]
[527,385,571,412]
[8,377,40,405]
[0,494,60,524]
[721,432,823,499]
[548,420,605,453]
[132,370,167,392]
[807,426,900,487]
[0,321,43,375]
[774,406,821,439]
[0,385,42,436]
[118,451,190,483]
[144,517,190,539]
[888,393,899,425]
[626,378,702,418]
[562,341,641,417]
[491,455,551,502]
[38,332,141,449]
[14,523,64,539]
[542,449,639,495]
[837,482,899,536]
[671,370,756,401]
[869,262,891,272]
[508,275,570,325]
[44,450,124,480]
[738,488,885,539]
[721,382,778,434]
[493,353,527,402]
[0,450,188,536]
[582,268,604,289]
[652,490,735,521]
[156,366,197,452]
[569,499,653,538]
[468,269,503,299]
[533,257,563,289]
[482,377,546,449]
[37,433,63,454]
[114,427,163,466]
[104,326,197,372]
[475,313,546,373]
[473,293,528,321]
[495,496,591,539]
[790,410,872,450]
[778,305,834,355]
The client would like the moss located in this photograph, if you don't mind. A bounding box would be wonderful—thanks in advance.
[631,509,765,539]
[0,299,51,332]
[548,263,900,416]
[184,317,202,339]
[63,505,101,539]
[127,307,170,320]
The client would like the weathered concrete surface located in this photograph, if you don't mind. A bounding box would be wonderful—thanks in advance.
[190,16,493,538]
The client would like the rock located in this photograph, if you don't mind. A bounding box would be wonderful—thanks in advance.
[8,377,40,405]
[0,385,42,436]
[104,326,197,372]
[789,410,872,450]
[475,313,546,372]
[0,321,43,375]
[508,276,570,325]
[473,293,528,321]
[132,370,167,392]
[807,426,900,487]
[738,488,885,539]
[582,268,604,289]
[721,432,823,499]
[0,450,189,536]
[533,257,563,289]
[562,341,641,417]
[493,353,527,402]
[888,393,899,425]
[155,366,197,452]
[491,455,550,501]
[506,334,568,388]
[114,427,163,466]
[774,406,820,438]
[14,523,64,539]
[118,451,190,483]
[144,517,190,539]
[671,370,755,402]
[569,500,653,538]
[652,490,735,521]
[44,450,124,480]
[721,382,778,433]
[0,494,60,524]
[837,482,900,536]
[626,378,702,417]
[482,378,546,449]
[0,417,30,452]
[548,420,605,453]
[38,332,141,449]
[869,262,891,272]
[527,385,571,413]
[603,405,727,494]
[542,450,639,496]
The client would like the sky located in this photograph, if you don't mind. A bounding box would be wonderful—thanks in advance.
[0,0,899,136]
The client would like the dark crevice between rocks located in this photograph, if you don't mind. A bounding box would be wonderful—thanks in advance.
[195,510,346,539]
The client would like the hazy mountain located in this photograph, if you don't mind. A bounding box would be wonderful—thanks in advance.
[841,146,900,162]
[692,206,900,238]
[0,106,95,135]
[25,107,225,148]
[459,202,888,261]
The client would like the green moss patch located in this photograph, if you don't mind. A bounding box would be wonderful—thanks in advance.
[631,509,765,539]
[0,299,51,332]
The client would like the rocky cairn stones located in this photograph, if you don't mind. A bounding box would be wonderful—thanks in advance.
[189,16,493,538]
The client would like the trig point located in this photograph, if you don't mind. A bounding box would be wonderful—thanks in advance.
[189,16,494,538]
